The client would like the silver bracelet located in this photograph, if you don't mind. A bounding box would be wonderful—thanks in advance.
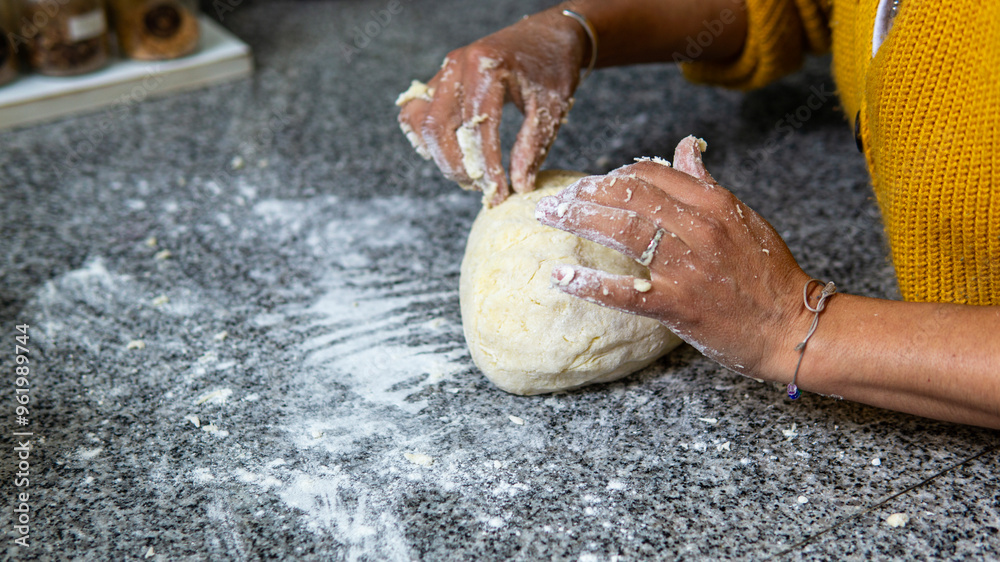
[561,9,598,81]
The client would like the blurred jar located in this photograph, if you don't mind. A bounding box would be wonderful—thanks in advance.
[112,0,199,60]
[17,0,110,76]
[0,2,18,86]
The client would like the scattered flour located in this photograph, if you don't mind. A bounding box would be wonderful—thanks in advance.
[885,513,909,527]
[277,472,410,559]
[196,388,233,405]
[478,57,498,71]
[201,424,229,438]
[404,453,434,466]
[240,194,475,556]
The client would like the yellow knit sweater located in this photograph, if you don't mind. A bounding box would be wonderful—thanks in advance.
[683,0,1000,305]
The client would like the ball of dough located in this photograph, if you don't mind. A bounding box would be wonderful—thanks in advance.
[460,170,683,396]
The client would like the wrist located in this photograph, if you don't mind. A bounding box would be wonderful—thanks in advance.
[528,7,590,73]
[758,272,824,387]
[559,9,598,80]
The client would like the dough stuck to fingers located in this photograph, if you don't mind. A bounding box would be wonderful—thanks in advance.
[395,80,434,106]
[460,170,683,396]
[672,136,712,183]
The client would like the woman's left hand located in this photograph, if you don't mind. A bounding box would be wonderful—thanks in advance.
[535,136,813,381]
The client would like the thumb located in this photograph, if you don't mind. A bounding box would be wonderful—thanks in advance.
[672,136,715,184]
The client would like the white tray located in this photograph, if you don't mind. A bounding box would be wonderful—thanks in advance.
[0,16,253,130]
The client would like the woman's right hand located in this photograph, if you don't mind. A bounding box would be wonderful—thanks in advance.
[397,9,587,207]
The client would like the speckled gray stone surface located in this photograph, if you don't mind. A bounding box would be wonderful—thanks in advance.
[1,1,998,560]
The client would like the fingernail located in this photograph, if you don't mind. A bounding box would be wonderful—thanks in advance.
[535,196,559,221]
[551,265,576,287]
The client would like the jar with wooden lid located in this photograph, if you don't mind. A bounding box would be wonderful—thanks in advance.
[16,0,110,76]
[111,0,199,60]
[0,2,18,86]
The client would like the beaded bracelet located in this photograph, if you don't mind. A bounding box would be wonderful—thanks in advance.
[561,9,598,81]
[787,279,837,400]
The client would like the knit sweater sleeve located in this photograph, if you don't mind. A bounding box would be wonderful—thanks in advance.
[681,0,832,90]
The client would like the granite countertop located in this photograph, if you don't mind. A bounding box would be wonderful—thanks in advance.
[2,1,997,560]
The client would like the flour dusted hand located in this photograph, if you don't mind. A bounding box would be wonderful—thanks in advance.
[535,137,812,379]
[396,12,585,207]
[460,170,682,395]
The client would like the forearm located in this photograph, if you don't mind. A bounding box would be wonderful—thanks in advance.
[532,0,747,68]
[777,295,1000,428]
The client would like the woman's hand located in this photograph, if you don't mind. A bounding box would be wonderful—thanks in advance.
[536,136,1000,428]
[535,136,813,380]
[397,10,586,207]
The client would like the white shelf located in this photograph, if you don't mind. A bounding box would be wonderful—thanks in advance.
[0,16,253,130]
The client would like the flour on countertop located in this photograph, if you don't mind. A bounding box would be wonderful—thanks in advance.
[25,188,769,560]
[885,513,909,527]
[404,452,435,466]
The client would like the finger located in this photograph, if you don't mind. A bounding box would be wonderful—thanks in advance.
[397,80,435,160]
[610,168,737,226]
[535,197,688,266]
[460,61,510,206]
[510,89,569,194]
[548,174,711,260]
[398,109,432,160]
[550,264,669,320]
[555,173,696,230]
[419,75,474,186]
[611,140,725,210]
[671,135,715,184]
[606,157,751,253]
[616,136,714,187]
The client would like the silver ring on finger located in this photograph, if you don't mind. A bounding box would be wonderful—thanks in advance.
[639,228,666,266]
